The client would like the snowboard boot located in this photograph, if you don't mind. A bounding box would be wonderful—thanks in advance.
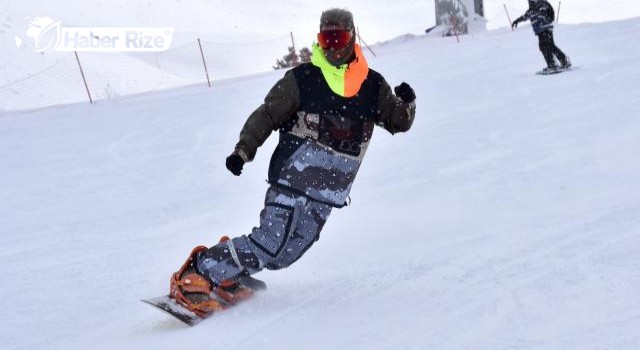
[169,246,223,317]
[560,57,572,69]
[211,236,255,304]
[542,55,560,73]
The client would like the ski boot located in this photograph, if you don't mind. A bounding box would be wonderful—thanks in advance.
[560,57,572,69]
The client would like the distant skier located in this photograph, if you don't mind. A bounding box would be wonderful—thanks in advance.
[512,0,571,73]
[167,8,416,316]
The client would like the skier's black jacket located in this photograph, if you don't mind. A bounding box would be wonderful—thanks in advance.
[517,0,555,35]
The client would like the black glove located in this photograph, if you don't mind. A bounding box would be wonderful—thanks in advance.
[394,82,416,103]
[226,153,245,176]
[511,19,521,29]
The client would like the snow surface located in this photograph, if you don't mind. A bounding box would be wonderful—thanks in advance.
[2,18,640,350]
[4,0,640,88]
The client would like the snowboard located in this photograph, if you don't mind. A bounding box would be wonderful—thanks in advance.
[142,276,267,327]
[536,66,578,75]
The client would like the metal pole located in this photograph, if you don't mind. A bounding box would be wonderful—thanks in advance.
[74,51,93,104]
[356,27,377,57]
[504,4,514,31]
[451,15,460,43]
[476,0,485,17]
[197,38,211,88]
[557,1,562,23]
[290,31,298,66]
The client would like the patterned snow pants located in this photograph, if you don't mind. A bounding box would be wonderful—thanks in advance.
[197,186,333,285]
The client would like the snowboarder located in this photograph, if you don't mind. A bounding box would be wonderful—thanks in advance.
[512,0,571,73]
[167,8,417,316]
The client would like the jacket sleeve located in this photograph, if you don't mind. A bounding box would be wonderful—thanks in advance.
[234,70,300,162]
[521,8,533,21]
[375,78,416,134]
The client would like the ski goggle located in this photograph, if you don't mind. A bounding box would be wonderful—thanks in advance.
[317,30,353,50]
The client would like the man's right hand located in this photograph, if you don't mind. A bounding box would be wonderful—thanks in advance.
[226,153,245,176]
[511,19,521,29]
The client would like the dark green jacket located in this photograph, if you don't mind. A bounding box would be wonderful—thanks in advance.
[234,44,415,206]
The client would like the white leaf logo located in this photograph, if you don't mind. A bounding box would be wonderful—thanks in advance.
[33,20,62,53]
[15,35,23,48]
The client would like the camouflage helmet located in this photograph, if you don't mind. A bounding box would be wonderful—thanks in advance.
[320,8,355,31]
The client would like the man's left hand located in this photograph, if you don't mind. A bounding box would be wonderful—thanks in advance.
[394,82,416,103]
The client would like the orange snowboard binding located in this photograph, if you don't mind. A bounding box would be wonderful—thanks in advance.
[169,245,222,317]
[169,237,256,318]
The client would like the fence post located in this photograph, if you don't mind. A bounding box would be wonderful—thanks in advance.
[504,4,514,31]
[197,38,212,88]
[74,51,93,104]
[557,1,562,23]
[450,15,460,43]
[356,27,377,57]
[290,32,299,66]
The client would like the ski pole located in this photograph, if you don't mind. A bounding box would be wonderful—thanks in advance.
[504,4,514,31]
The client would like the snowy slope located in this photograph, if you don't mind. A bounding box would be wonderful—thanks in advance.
[1,18,640,350]
[1,0,435,87]
[4,0,640,111]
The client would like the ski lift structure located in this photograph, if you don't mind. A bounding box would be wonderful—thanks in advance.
[433,0,487,38]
